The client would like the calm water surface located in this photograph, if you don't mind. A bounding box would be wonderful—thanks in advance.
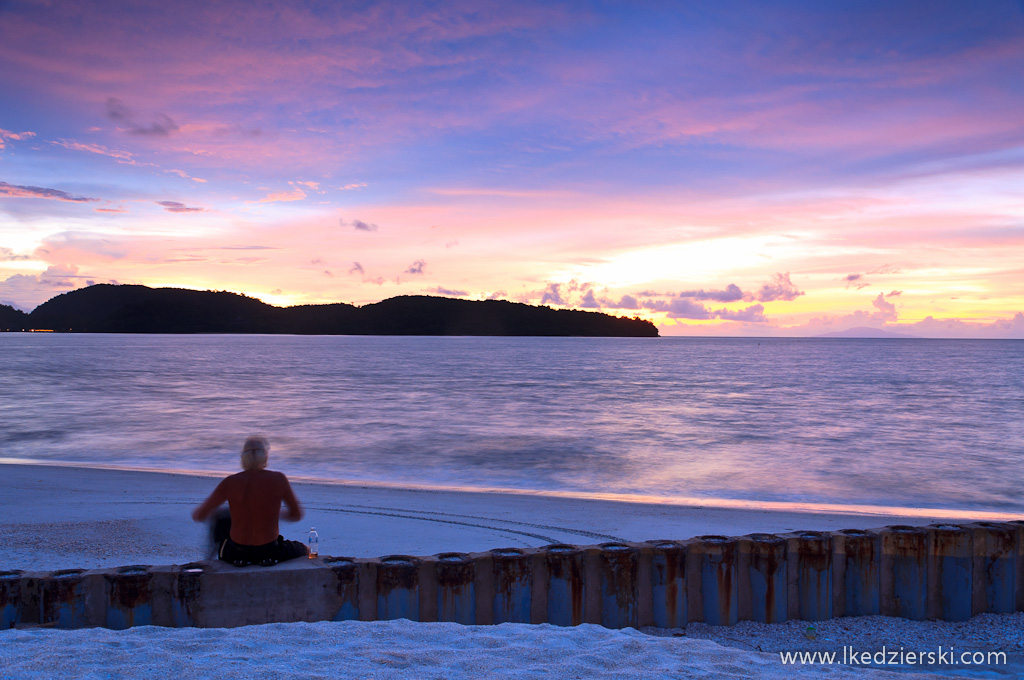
[1,334,1021,514]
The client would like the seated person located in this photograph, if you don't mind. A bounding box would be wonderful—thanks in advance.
[192,435,308,566]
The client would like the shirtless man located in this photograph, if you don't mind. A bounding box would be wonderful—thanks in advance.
[192,435,308,566]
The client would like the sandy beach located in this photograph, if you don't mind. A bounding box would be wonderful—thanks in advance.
[3,463,1018,572]
[2,463,1022,679]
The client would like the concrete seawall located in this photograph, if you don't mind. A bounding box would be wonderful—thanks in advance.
[2,521,1021,630]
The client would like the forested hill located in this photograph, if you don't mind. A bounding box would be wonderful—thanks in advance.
[9,284,659,337]
[0,303,28,331]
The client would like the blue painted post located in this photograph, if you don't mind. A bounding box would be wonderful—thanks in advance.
[324,557,360,622]
[0,570,23,629]
[491,548,532,624]
[742,534,787,623]
[597,543,638,629]
[786,531,832,621]
[968,522,1017,615]
[38,569,89,629]
[926,524,972,622]
[170,562,204,627]
[833,529,879,617]
[692,536,738,626]
[880,526,928,620]
[1010,520,1024,613]
[435,552,475,625]
[646,540,686,629]
[376,555,420,621]
[545,544,585,626]
[104,566,154,629]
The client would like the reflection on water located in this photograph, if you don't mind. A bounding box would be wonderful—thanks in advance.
[1,334,1022,513]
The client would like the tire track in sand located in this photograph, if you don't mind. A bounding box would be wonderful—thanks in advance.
[306,504,626,545]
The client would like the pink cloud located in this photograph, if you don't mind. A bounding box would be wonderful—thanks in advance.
[51,139,136,163]
[35,232,128,261]
[0,128,36,149]
[255,187,307,203]
[0,264,101,310]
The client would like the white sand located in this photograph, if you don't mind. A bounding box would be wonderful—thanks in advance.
[1,618,1001,680]
[2,463,1021,679]
[1,464,1015,572]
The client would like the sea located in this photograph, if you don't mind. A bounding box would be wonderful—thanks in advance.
[1,333,1022,516]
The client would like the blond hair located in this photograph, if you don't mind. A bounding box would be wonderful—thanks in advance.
[240,435,269,471]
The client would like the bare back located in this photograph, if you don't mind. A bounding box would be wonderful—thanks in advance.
[193,469,303,546]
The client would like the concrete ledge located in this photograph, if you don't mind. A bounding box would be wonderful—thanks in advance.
[1,522,1020,630]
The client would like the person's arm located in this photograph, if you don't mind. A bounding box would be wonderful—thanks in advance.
[279,474,304,522]
[192,478,229,522]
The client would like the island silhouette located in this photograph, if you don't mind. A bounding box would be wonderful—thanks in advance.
[0,284,659,337]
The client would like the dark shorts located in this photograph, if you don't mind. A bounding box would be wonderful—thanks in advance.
[219,535,308,567]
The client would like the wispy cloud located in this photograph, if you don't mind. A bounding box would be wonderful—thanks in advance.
[167,168,207,183]
[0,181,98,202]
[0,247,32,261]
[0,129,35,150]
[156,201,204,213]
[51,139,135,163]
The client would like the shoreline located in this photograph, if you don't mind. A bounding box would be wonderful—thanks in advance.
[2,462,1016,572]
[3,458,1020,522]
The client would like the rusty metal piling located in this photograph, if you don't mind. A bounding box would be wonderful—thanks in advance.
[880,525,928,620]
[967,522,1017,615]
[647,540,686,628]
[324,557,360,622]
[104,565,153,629]
[375,555,420,621]
[925,524,972,622]
[490,548,533,624]
[688,536,738,626]
[785,531,832,621]
[595,543,638,629]
[832,529,879,617]
[0,570,24,629]
[544,544,585,626]
[1010,520,1024,612]
[434,552,475,625]
[739,534,787,623]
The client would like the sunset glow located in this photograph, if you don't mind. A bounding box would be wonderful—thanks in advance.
[2,0,1023,337]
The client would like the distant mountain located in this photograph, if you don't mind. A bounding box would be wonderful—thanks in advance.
[20,284,659,337]
[816,326,917,339]
[0,303,29,331]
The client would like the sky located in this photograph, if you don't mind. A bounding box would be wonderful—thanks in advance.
[1,0,1023,337]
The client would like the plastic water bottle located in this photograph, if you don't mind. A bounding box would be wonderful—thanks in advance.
[308,527,319,559]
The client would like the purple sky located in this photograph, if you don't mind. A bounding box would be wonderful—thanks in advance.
[1,0,1023,336]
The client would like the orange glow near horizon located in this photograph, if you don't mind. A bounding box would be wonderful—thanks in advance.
[2,2,1023,338]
